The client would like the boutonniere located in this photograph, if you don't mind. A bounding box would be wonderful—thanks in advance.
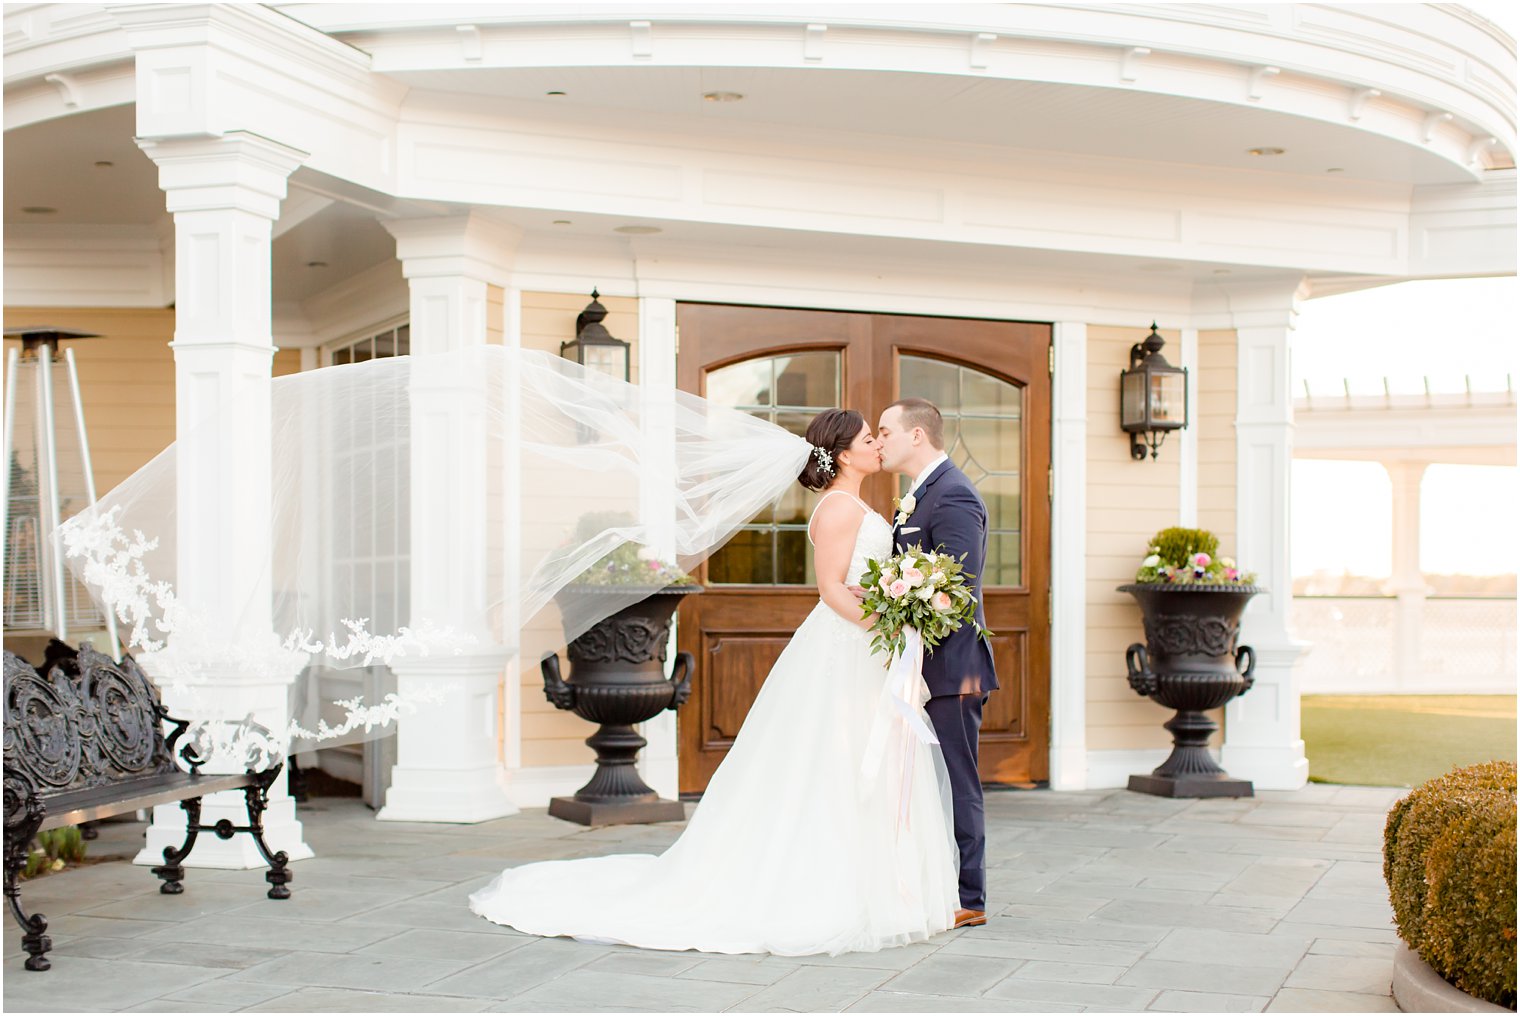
[893,492,917,528]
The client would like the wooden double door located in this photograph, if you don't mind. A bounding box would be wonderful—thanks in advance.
[675,303,1052,795]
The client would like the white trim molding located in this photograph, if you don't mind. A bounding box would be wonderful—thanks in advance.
[506,764,598,810]
[1049,321,1088,790]
[635,295,680,802]
[1178,326,1200,527]
[1085,749,1171,791]
[2,224,168,308]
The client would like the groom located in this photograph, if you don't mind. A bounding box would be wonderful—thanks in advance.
[876,397,998,929]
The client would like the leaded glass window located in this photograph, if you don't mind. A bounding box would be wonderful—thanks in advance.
[706,351,842,585]
[899,356,1023,586]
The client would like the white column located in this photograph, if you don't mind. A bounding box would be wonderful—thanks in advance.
[636,296,681,801]
[1384,460,1429,691]
[377,214,522,823]
[135,133,314,867]
[1049,322,1088,790]
[1220,287,1310,791]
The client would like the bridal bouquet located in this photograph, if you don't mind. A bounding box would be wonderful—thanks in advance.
[858,547,985,659]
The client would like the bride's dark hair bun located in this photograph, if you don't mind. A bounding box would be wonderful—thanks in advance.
[798,409,865,491]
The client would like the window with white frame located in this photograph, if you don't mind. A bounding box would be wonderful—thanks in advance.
[327,322,409,366]
[323,322,411,632]
[304,322,411,799]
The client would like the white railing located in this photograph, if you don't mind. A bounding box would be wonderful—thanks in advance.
[1291,596,1517,694]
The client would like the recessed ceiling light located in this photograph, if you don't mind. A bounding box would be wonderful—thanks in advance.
[21,206,57,214]
[702,91,743,103]
[552,219,572,226]
[305,260,329,268]
[1247,147,1286,157]
[546,90,566,97]
[94,160,114,168]
[613,225,663,235]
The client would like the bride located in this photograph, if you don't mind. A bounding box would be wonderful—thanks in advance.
[469,408,960,956]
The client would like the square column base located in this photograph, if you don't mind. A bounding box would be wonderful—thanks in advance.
[135,792,313,869]
[548,795,686,827]
[1219,741,1310,791]
[377,765,518,824]
[1128,773,1254,799]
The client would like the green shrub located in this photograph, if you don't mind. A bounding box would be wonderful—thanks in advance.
[1384,760,1517,1008]
[1132,527,1254,585]
[1152,527,1219,567]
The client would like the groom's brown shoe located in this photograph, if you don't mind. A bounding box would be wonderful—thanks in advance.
[953,908,987,928]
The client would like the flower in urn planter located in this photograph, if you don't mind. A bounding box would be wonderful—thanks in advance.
[1118,526,1262,799]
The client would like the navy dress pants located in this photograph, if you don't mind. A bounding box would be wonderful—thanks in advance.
[925,692,987,911]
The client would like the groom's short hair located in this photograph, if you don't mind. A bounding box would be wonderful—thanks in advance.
[888,397,944,449]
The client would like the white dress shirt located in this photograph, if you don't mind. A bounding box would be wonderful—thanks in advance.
[907,452,950,498]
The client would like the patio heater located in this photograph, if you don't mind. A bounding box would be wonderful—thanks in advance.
[2,326,117,648]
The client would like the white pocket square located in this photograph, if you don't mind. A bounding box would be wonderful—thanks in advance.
[900,526,922,534]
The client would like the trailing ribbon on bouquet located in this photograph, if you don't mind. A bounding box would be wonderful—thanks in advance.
[860,626,938,835]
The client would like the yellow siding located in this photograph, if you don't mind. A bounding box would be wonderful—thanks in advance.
[1084,323,1233,752]
[486,285,505,347]
[2,307,302,499]
[1196,329,1237,551]
[516,290,641,768]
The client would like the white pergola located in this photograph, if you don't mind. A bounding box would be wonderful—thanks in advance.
[1295,389,1517,690]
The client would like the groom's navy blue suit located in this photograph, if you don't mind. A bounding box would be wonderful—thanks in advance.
[893,458,997,912]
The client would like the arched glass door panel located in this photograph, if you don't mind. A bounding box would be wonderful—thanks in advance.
[899,355,1023,587]
[705,350,841,585]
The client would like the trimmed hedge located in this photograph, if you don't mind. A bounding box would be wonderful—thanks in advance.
[1383,760,1517,1009]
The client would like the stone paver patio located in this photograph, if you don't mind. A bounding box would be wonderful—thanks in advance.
[4,784,1408,1013]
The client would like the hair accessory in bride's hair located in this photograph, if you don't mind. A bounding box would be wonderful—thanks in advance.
[813,445,835,476]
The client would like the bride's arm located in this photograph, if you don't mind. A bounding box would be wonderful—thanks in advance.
[811,499,879,630]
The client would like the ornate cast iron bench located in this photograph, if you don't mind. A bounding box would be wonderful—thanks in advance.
[3,641,292,972]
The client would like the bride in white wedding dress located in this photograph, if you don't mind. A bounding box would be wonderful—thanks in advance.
[470,408,960,956]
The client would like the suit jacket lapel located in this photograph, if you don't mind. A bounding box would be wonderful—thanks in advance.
[897,459,954,549]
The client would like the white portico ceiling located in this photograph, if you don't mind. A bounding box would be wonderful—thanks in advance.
[387,64,1479,187]
[2,104,398,305]
[2,104,161,226]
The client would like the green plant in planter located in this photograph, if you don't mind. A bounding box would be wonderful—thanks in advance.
[1133,526,1256,586]
[569,511,698,588]
[1383,760,1517,1008]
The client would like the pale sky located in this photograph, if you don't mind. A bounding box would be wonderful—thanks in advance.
[1291,276,1517,578]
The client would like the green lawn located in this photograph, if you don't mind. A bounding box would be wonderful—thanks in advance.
[1302,695,1518,788]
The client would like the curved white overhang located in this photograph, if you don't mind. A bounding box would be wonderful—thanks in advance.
[6,4,1515,178]
[4,3,1515,304]
[274,2,1516,183]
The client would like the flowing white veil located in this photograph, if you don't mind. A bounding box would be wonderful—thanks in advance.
[60,346,811,760]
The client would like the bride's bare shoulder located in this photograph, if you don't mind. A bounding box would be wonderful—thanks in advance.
[807,490,869,543]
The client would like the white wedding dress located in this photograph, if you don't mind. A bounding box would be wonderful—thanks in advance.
[469,493,960,956]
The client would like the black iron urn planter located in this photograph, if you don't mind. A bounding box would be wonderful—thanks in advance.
[1118,583,1262,798]
[541,584,700,826]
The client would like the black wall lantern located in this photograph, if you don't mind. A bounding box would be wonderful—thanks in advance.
[1120,323,1189,460]
[561,289,631,381]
